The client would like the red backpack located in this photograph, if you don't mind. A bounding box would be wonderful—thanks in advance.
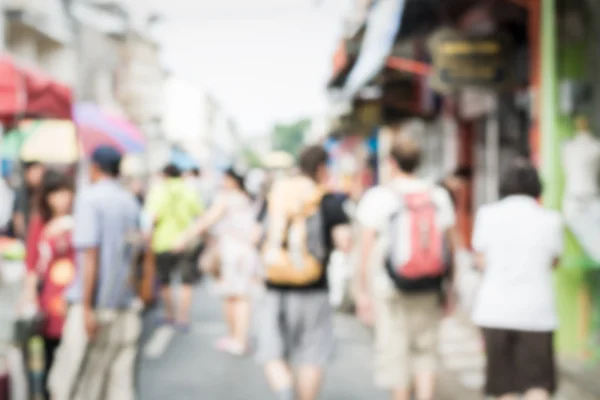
[386,189,446,291]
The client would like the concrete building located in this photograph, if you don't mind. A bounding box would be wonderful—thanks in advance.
[117,30,164,131]
[70,1,165,174]
[71,1,128,112]
[4,0,76,85]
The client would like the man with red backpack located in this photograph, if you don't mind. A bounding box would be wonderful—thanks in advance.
[355,137,456,400]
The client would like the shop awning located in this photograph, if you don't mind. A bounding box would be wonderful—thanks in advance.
[22,67,73,119]
[336,0,468,100]
[0,56,24,118]
[0,56,72,120]
[342,0,407,98]
[20,120,79,164]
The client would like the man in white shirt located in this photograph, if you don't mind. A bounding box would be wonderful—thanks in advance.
[355,137,456,400]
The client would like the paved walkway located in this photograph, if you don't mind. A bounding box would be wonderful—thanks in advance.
[137,283,479,399]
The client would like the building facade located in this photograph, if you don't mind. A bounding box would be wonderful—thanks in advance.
[4,0,76,85]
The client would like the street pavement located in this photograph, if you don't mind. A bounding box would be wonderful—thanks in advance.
[137,282,479,400]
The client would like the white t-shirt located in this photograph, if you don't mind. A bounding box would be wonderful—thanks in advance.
[471,196,563,331]
[562,133,600,198]
[356,177,455,296]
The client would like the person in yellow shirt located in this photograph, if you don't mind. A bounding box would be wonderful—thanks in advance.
[145,164,204,331]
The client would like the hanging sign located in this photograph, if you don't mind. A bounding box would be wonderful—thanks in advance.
[428,28,513,93]
[355,100,381,128]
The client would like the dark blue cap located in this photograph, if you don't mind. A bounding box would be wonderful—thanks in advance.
[91,145,122,175]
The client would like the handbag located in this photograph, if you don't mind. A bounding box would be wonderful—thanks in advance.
[199,235,220,279]
[126,232,156,307]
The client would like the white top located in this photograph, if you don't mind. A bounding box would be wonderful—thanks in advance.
[0,179,14,230]
[562,133,600,198]
[471,196,563,331]
[355,177,455,296]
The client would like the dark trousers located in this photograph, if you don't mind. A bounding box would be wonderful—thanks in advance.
[43,337,60,400]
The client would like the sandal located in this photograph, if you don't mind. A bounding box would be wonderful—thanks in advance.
[223,341,248,356]
[215,337,233,351]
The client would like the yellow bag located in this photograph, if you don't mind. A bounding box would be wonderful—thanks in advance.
[262,179,326,286]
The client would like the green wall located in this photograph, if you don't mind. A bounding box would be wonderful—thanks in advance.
[543,1,600,357]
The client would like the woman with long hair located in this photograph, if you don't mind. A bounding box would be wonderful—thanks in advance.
[23,170,75,399]
[175,167,256,355]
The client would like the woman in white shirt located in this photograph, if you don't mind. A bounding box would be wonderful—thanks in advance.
[472,159,563,400]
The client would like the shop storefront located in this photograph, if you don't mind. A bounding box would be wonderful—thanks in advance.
[328,0,600,377]
[0,55,74,179]
[539,0,600,361]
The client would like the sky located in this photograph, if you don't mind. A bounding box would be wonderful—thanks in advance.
[139,0,352,136]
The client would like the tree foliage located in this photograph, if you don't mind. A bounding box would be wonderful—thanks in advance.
[241,148,263,168]
[271,119,311,158]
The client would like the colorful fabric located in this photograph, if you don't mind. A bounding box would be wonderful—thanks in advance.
[26,215,76,338]
[38,225,75,338]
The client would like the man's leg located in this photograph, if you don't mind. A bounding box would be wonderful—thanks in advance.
[106,309,142,400]
[265,360,294,399]
[161,286,174,320]
[178,253,202,326]
[291,292,334,400]
[523,389,550,400]
[372,292,411,400]
[156,253,174,321]
[73,310,122,400]
[409,294,441,400]
[413,372,436,400]
[255,291,290,398]
[47,305,88,400]
[295,365,324,400]
[178,284,194,324]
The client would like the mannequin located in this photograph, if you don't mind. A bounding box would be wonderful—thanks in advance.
[562,116,600,263]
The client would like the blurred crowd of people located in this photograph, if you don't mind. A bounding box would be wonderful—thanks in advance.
[1,135,564,400]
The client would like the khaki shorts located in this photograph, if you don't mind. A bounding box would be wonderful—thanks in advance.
[48,304,142,400]
[373,290,441,390]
